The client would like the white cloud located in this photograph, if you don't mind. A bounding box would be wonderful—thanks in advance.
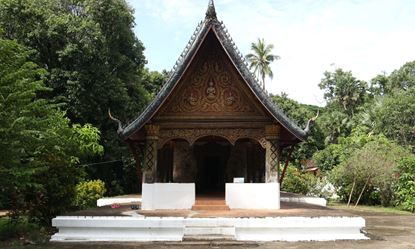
[129,0,415,106]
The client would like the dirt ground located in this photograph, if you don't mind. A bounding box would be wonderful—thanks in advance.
[4,207,415,249]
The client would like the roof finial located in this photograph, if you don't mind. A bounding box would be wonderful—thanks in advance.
[206,0,217,20]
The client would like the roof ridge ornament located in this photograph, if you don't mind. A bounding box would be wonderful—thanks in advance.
[205,0,217,20]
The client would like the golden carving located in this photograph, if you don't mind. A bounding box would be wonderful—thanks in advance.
[265,124,281,139]
[160,52,256,115]
[145,125,160,138]
[158,128,266,149]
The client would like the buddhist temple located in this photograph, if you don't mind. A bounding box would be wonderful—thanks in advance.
[111,0,313,210]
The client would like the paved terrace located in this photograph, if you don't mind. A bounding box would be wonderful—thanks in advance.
[66,201,355,218]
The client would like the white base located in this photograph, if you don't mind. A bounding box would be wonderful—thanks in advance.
[281,196,327,207]
[226,183,280,209]
[51,216,368,242]
[97,197,141,207]
[141,183,195,210]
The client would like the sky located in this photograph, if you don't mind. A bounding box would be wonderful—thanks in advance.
[128,0,415,106]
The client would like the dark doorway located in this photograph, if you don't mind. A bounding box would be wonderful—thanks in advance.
[194,137,231,195]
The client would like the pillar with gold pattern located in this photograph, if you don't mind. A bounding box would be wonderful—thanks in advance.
[142,125,159,183]
[265,124,281,183]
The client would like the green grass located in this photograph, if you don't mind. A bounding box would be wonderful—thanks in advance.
[329,202,414,215]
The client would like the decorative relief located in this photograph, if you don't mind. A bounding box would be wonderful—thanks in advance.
[158,128,266,149]
[161,52,256,115]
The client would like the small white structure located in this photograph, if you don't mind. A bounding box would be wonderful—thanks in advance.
[141,183,195,210]
[226,183,280,209]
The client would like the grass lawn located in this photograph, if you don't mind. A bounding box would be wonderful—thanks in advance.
[329,202,414,215]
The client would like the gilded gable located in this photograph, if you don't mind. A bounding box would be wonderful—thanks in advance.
[156,31,268,120]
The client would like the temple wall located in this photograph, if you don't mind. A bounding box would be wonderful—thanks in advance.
[226,142,247,182]
[172,141,197,183]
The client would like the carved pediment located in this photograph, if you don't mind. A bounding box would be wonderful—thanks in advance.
[158,50,265,117]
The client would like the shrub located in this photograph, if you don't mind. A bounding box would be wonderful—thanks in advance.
[281,165,312,195]
[394,156,415,212]
[329,136,409,206]
[74,180,106,209]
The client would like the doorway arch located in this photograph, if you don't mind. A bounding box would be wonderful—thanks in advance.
[193,136,231,195]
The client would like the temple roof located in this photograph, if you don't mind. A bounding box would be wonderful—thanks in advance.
[118,0,310,142]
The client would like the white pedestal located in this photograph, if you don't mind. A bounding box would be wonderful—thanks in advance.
[141,183,195,210]
[226,183,280,209]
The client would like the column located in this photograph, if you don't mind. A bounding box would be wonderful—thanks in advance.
[142,125,159,183]
[265,124,281,183]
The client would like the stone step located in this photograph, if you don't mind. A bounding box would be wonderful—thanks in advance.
[184,226,235,236]
[191,204,230,211]
[183,235,235,241]
[194,200,226,205]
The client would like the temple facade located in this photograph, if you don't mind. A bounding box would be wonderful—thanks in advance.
[112,0,312,210]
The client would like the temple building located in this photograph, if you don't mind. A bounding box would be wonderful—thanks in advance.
[111,0,313,210]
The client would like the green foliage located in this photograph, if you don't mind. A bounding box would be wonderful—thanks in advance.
[0,0,155,195]
[74,180,106,209]
[387,61,415,92]
[271,93,324,165]
[0,39,103,225]
[394,156,415,212]
[313,128,375,171]
[0,218,48,243]
[319,69,368,116]
[281,165,313,195]
[329,135,409,206]
[246,38,280,89]
[370,88,415,150]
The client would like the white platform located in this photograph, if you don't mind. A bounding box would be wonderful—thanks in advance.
[51,216,368,242]
[97,197,141,207]
[280,195,327,207]
[141,183,195,210]
[226,183,280,209]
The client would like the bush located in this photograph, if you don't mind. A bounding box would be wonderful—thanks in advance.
[394,157,415,212]
[0,218,48,243]
[329,136,409,206]
[281,165,313,195]
[74,180,106,209]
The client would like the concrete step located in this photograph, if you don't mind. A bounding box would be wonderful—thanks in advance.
[184,226,235,236]
[194,200,226,205]
[191,204,230,211]
[183,235,235,241]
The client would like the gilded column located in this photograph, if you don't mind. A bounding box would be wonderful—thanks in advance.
[142,125,159,183]
[265,124,281,183]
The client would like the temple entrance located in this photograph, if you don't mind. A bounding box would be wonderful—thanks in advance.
[194,136,231,195]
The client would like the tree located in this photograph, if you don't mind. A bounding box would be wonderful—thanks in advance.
[394,156,415,212]
[319,68,368,116]
[0,0,157,194]
[270,93,324,166]
[387,61,415,92]
[370,88,415,150]
[246,38,280,90]
[329,135,409,206]
[0,39,103,225]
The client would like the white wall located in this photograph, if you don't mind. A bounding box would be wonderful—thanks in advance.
[51,216,368,242]
[141,183,195,210]
[226,183,280,209]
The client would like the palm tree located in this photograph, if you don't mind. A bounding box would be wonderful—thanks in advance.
[245,38,280,90]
